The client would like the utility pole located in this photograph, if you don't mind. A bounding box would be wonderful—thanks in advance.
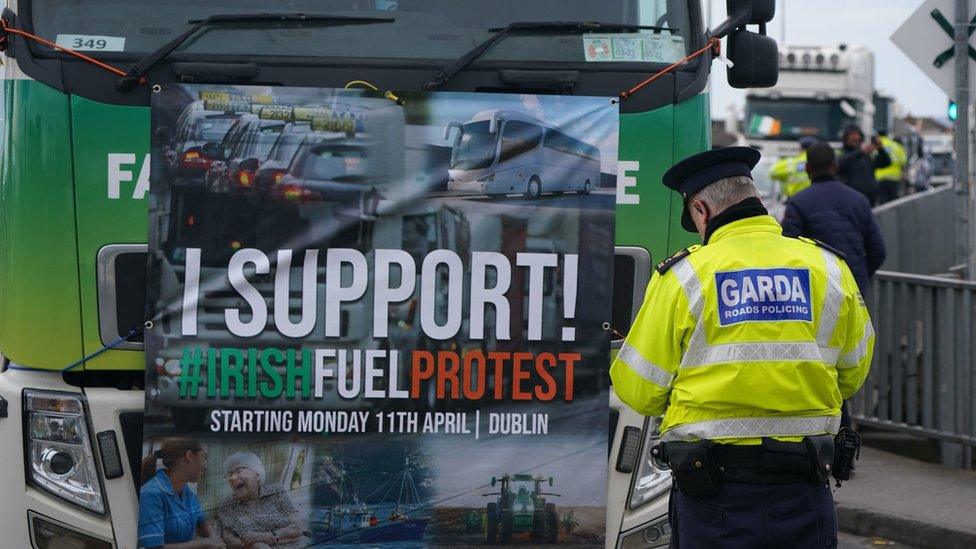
[954,0,973,278]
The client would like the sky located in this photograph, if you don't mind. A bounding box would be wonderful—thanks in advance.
[706,0,947,119]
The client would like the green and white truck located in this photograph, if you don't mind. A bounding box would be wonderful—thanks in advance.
[0,1,776,547]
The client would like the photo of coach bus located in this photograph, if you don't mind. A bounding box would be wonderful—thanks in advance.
[444,110,600,198]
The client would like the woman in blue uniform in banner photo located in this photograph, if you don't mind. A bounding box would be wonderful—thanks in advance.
[138,439,226,549]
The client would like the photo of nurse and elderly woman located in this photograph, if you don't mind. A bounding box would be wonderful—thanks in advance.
[137,439,312,549]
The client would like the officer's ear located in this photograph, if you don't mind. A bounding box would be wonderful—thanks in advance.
[691,199,710,225]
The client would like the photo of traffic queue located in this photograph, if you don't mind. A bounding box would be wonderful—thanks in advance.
[154,88,405,263]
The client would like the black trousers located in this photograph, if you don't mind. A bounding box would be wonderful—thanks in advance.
[878,179,901,204]
[669,481,837,549]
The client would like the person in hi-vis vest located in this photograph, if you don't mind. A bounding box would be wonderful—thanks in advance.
[875,131,907,204]
[611,147,874,548]
[769,136,816,199]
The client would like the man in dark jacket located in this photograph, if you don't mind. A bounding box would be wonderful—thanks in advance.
[838,125,891,206]
[782,142,887,294]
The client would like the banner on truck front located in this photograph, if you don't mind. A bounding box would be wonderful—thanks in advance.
[140,84,617,548]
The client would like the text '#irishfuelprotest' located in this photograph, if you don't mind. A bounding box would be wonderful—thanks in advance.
[175,346,579,402]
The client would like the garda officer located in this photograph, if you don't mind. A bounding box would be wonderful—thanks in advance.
[610,147,874,548]
[769,136,816,199]
[875,130,907,204]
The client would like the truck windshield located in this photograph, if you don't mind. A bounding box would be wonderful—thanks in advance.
[746,98,856,142]
[30,0,693,65]
[451,121,497,170]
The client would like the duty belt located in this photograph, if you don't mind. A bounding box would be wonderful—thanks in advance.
[712,441,822,483]
[657,436,835,495]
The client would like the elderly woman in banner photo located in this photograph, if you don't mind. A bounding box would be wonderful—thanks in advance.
[216,451,308,548]
[138,439,226,549]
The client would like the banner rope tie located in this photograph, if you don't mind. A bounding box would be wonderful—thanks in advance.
[602,322,626,340]
[0,18,141,82]
[60,321,153,372]
[345,79,404,105]
[620,37,721,100]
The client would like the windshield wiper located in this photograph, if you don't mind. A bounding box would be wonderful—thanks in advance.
[117,13,395,92]
[424,21,676,91]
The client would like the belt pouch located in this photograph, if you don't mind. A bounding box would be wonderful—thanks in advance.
[667,440,722,496]
[804,435,835,483]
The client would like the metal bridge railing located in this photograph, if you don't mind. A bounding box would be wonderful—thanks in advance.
[874,185,958,275]
[849,270,976,469]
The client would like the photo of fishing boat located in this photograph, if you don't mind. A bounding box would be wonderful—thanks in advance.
[312,452,431,545]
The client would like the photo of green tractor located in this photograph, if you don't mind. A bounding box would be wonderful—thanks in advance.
[484,474,560,544]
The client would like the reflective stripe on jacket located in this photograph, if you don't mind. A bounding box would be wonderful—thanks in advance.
[610,215,874,445]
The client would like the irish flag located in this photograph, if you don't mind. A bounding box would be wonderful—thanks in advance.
[749,115,782,136]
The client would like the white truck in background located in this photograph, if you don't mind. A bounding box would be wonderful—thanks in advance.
[744,44,876,159]
[922,132,955,187]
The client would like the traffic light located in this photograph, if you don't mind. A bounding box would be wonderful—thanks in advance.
[949,100,958,121]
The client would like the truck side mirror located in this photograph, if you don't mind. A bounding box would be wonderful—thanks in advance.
[727,29,779,89]
[726,0,775,24]
[444,121,463,145]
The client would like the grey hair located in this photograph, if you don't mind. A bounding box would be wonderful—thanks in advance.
[224,451,266,481]
[690,175,759,212]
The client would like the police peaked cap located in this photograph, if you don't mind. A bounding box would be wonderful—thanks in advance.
[799,136,818,149]
[662,146,761,232]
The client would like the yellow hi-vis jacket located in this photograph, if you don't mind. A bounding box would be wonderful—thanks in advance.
[875,135,907,182]
[769,152,811,198]
[610,215,874,445]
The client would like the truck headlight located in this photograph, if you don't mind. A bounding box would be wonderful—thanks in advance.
[24,391,106,515]
[628,417,671,509]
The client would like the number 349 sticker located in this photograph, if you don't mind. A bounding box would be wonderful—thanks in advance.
[55,34,126,52]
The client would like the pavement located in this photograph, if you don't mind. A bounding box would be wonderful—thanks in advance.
[833,446,976,549]
[838,532,918,548]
